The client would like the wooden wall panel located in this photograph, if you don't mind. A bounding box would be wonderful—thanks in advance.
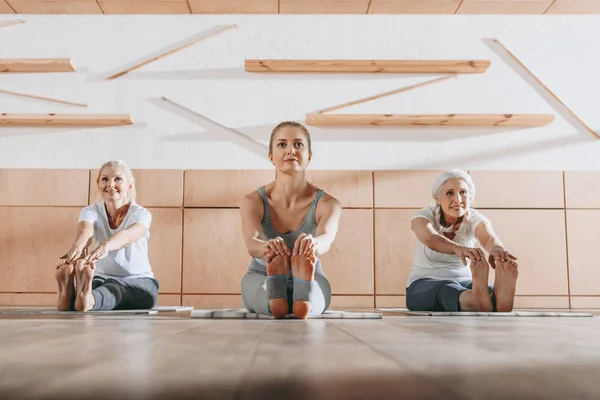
[182,294,244,309]
[98,1,190,14]
[564,171,600,209]
[484,210,568,295]
[90,169,183,207]
[0,207,80,292]
[0,293,56,306]
[319,209,374,294]
[184,170,273,207]
[0,169,89,206]
[545,0,600,14]
[566,210,600,296]
[189,0,278,13]
[182,209,248,293]
[375,295,406,308]
[148,208,183,293]
[374,170,442,208]
[306,170,373,208]
[0,0,15,13]
[457,0,553,14]
[7,1,103,13]
[369,0,460,14]
[513,296,570,309]
[469,171,564,209]
[329,295,374,308]
[570,297,600,309]
[280,0,369,13]
[374,209,417,295]
[156,294,182,306]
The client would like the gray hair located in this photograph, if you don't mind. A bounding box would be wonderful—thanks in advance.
[432,169,475,204]
[97,160,136,202]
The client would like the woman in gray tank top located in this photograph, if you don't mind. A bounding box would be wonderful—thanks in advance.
[240,122,342,319]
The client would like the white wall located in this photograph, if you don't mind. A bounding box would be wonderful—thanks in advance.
[1,14,600,170]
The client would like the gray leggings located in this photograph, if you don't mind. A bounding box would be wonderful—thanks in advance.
[70,276,159,311]
[406,278,496,312]
[241,259,331,316]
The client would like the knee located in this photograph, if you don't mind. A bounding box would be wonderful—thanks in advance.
[269,298,289,319]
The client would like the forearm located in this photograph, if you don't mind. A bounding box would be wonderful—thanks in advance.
[103,231,134,252]
[424,233,462,255]
[314,233,335,256]
[73,227,94,248]
[247,238,267,259]
[483,236,504,253]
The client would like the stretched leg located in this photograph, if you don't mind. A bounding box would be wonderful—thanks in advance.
[291,253,317,319]
[74,260,95,312]
[459,258,493,312]
[407,279,468,312]
[266,254,291,319]
[90,277,158,311]
[55,261,75,311]
[493,260,519,312]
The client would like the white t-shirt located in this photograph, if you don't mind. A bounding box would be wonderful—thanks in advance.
[78,201,153,279]
[407,206,489,287]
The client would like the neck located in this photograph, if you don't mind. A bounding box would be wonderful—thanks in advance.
[271,171,309,206]
[104,200,130,220]
[440,210,461,227]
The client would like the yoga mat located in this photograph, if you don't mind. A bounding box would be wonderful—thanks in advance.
[190,309,382,319]
[379,308,593,317]
[0,305,193,315]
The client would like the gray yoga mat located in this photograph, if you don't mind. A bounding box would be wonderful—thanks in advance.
[379,308,594,317]
[190,309,383,319]
[0,305,193,315]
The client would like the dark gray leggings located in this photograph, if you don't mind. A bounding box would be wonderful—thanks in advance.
[406,278,496,312]
[70,276,159,311]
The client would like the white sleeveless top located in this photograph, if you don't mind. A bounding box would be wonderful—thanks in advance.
[407,206,489,287]
[78,201,153,279]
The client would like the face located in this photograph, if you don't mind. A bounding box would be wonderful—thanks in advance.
[269,127,311,173]
[436,178,471,219]
[97,166,132,203]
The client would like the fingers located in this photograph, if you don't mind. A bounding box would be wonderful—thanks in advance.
[293,234,306,256]
[275,237,289,256]
[460,253,467,266]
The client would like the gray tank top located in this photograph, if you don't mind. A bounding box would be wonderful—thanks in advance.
[257,185,326,251]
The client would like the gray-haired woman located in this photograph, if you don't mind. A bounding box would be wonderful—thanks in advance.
[406,169,518,312]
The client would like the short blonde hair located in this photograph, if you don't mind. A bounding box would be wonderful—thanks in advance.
[432,169,475,204]
[97,160,136,202]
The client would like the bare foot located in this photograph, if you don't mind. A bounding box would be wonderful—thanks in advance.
[266,255,291,319]
[291,254,316,319]
[494,261,519,312]
[55,262,75,311]
[74,260,95,312]
[470,258,493,312]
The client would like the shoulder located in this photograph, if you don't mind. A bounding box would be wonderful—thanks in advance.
[467,208,489,227]
[412,206,436,223]
[130,202,150,215]
[316,191,341,219]
[78,202,102,222]
[241,190,262,208]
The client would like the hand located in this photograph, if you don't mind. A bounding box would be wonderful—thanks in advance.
[84,243,109,263]
[488,246,517,268]
[293,233,317,256]
[452,245,485,266]
[61,243,86,264]
[262,237,290,258]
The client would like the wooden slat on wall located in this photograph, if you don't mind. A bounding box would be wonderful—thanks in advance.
[184,170,273,207]
[457,0,553,14]
[545,0,600,14]
[147,208,183,294]
[564,171,600,209]
[306,170,373,208]
[98,1,190,14]
[7,1,103,14]
[189,0,278,13]
[374,170,442,208]
[279,0,369,14]
[0,0,15,13]
[0,170,89,206]
[368,1,460,14]
[565,210,600,296]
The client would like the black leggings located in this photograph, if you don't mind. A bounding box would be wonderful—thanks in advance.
[70,276,159,311]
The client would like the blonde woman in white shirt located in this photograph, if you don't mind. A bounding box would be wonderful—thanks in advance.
[407,170,518,313]
[54,161,158,312]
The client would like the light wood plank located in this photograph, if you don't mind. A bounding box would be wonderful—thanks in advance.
[330,295,374,308]
[0,1,15,13]
[0,114,133,127]
[376,295,406,308]
[0,88,86,108]
[469,171,565,209]
[148,208,183,294]
[369,1,460,14]
[182,294,244,309]
[0,207,81,292]
[189,0,278,13]
[484,210,569,296]
[570,297,600,309]
[457,0,553,14]
[566,210,600,296]
[374,209,416,295]
[98,1,190,13]
[546,0,600,14]
[513,296,570,309]
[280,0,369,13]
[184,170,273,207]
[319,209,374,295]
[182,209,249,294]
[156,294,182,306]
[306,113,555,127]
[0,293,56,306]
[7,1,102,13]
[564,171,600,209]
[374,170,443,208]
[89,169,184,207]
[0,169,89,206]
[0,59,75,73]
[246,59,490,73]
[306,170,373,208]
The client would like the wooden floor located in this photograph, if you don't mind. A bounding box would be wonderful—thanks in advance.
[1,311,599,400]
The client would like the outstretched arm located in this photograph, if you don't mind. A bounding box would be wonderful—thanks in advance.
[63,221,94,263]
[475,220,516,265]
[84,223,148,263]
[293,195,342,257]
